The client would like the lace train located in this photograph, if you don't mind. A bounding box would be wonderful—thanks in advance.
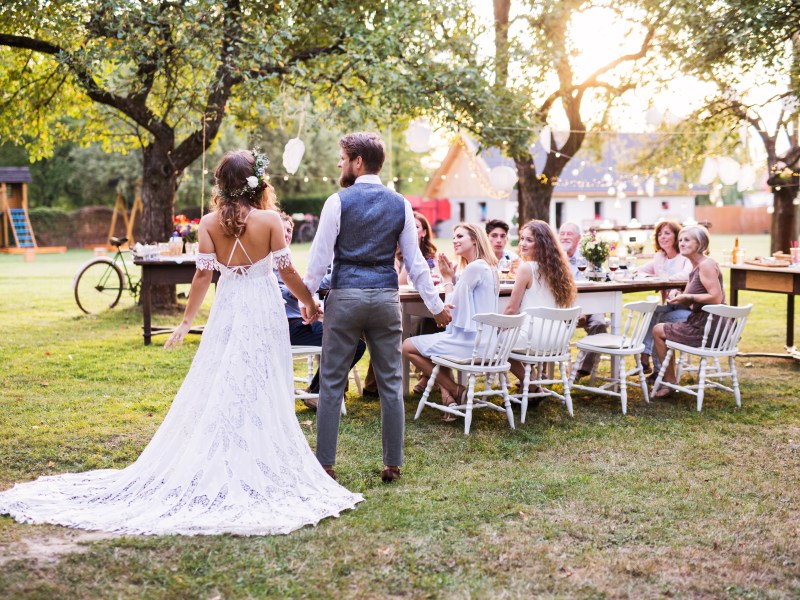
[0,251,363,535]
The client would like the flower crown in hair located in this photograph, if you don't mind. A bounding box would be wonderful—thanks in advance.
[217,148,270,201]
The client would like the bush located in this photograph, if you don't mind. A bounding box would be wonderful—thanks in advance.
[278,195,327,216]
[28,207,72,246]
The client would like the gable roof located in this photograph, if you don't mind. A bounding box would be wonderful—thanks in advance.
[0,167,32,184]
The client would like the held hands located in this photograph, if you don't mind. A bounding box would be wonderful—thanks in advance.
[164,322,191,350]
[434,304,453,328]
[301,301,323,324]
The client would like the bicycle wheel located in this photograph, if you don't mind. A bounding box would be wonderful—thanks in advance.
[73,259,124,314]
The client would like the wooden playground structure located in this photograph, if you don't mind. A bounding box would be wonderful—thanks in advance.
[106,190,142,249]
[0,167,66,255]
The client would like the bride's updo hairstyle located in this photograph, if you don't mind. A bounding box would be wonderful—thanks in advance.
[212,149,277,237]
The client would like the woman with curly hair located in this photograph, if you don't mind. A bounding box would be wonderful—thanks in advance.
[504,220,576,389]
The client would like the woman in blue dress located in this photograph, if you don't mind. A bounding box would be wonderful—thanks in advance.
[402,223,499,418]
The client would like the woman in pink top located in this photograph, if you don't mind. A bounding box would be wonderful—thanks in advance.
[638,220,693,375]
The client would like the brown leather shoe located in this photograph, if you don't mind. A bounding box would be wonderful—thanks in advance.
[302,396,318,411]
[322,467,336,480]
[381,466,401,483]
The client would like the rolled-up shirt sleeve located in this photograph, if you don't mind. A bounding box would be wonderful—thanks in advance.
[400,201,445,315]
[303,193,340,295]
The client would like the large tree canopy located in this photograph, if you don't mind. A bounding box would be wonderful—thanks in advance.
[643,0,800,253]
[0,0,470,303]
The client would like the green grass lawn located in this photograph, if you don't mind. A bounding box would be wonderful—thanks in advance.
[1,236,799,599]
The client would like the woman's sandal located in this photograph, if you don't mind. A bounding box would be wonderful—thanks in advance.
[440,386,466,422]
[652,386,675,399]
[413,377,433,394]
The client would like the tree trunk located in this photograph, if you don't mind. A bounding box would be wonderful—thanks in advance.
[141,141,179,308]
[768,175,799,255]
[515,155,554,225]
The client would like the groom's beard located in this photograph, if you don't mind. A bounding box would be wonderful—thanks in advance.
[339,165,357,188]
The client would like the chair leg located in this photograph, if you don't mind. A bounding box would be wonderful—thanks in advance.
[350,366,362,395]
[415,364,439,419]
[501,372,515,430]
[636,354,650,403]
[653,349,673,394]
[696,358,707,412]
[675,350,684,381]
[619,355,628,415]
[729,356,741,407]
[464,375,476,435]
[560,360,574,417]
[569,351,584,385]
[520,363,532,424]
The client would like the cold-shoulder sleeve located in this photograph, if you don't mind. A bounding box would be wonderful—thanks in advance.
[449,260,498,332]
[273,246,293,270]
[195,253,218,271]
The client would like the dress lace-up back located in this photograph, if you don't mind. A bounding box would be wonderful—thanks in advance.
[0,212,362,536]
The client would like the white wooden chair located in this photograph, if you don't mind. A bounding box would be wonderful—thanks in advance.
[652,304,752,411]
[569,300,658,414]
[414,312,526,435]
[291,345,358,415]
[508,306,582,421]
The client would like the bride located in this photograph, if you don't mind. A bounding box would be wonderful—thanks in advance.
[0,150,363,535]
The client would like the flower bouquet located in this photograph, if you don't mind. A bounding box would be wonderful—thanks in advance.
[174,214,200,243]
[579,232,610,278]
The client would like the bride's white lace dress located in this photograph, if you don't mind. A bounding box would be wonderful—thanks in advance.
[0,247,363,535]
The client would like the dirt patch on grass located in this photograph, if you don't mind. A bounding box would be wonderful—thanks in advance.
[0,529,119,566]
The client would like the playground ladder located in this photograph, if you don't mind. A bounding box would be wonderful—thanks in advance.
[8,207,36,248]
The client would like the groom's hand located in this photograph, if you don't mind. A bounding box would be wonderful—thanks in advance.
[433,306,452,328]
[301,302,321,324]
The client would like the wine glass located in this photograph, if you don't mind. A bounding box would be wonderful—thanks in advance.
[498,257,511,281]
[576,257,588,280]
[625,255,638,278]
[608,256,619,273]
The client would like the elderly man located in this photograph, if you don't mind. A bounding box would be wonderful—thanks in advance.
[558,222,607,379]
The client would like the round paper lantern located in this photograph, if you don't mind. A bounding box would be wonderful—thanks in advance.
[717,157,741,185]
[737,163,756,191]
[552,129,570,149]
[699,157,718,185]
[539,125,551,154]
[645,177,655,198]
[282,138,305,175]
[489,165,518,192]
[404,119,432,153]
[645,107,662,126]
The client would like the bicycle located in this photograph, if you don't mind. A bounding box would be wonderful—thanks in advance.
[73,236,141,314]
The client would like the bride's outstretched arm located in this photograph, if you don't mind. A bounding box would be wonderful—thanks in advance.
[165,219,215,349]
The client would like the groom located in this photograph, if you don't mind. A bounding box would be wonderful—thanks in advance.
[303,132,451,483]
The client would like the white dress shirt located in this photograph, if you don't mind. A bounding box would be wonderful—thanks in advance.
[303,174,445,315]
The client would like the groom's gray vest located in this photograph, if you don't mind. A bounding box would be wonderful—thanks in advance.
[330,183,406,289]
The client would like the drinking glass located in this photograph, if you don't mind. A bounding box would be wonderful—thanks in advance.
[790,247,800,265]
[576,257,588,280]
[498,257,511,281]
[608,256,619,273]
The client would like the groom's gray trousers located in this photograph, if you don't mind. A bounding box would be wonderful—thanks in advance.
[316,288,403,467]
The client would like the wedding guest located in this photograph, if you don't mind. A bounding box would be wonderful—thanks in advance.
[276,213,365,409]
[558,222,607,378]
[402,223,499,420]
[505,220,576,392]
[486,219,519,266]
[637,220,693,375]
[399,211,438,283]
[651,225,725,398]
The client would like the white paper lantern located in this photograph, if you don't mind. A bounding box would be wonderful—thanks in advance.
[645,177,655,198]
[737,163,757,191]
[645,107,662,126]
[552,129,570,149]
[404,119,432,153]
[717,156,741,185]
[699,157,718,185]
[489,165,518,192]
[539,125,551,154]
[282,138,306,175]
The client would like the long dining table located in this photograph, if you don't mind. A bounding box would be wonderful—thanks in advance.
[399,277,681,395]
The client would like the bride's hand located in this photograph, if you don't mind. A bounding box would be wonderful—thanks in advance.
[301,302,321,324]
[164,323,191,350]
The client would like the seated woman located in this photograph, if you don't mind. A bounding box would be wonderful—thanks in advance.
[637,220,693,374]
[402,223,498,420]
[651,225,725,398]
[504,220,576,393]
